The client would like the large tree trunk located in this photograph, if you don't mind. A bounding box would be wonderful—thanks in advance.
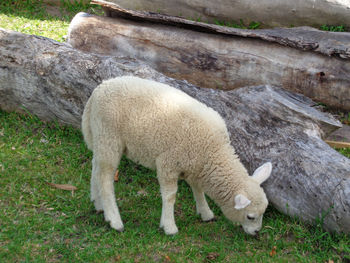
[67,13,350,110]
[0,28,349,233]
[93,0,350,29]
[90,1,350,59]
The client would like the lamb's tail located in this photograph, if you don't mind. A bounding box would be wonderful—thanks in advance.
[81,95,93,150]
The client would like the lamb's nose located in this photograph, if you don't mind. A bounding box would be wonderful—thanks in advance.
[254,230,259,235]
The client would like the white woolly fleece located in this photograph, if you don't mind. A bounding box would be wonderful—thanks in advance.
[82,76,271,235]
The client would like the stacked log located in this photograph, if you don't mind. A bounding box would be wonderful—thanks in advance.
[67,12,350,110]
[93,0,350,29]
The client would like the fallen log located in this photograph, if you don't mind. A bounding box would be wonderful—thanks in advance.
[93,0,350,29]
[0,28,349,233]
[67,13,350,110]
[91,0,350,57]
[325,140,350,149]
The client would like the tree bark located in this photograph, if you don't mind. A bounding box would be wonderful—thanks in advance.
[67,13,350,110]
[0,28,349,233]
[92,0,350,29]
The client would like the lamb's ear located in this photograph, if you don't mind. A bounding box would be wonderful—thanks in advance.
[252,162,272,185]
[234,194,251,210]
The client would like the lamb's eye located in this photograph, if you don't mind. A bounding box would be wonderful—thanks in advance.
[247,215,255,220]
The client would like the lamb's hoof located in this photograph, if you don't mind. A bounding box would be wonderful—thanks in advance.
[110,221,124,232]
[116,226,125,232]
[200,211,215,222]
[92,199,103,212]
[162,225,178,235]
[203,216,217,222]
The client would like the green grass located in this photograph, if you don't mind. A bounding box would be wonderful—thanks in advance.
[338,147,350,158]
[320,24,346,32]
[0,1,349,262]
[0,0,102,42]
[0,110,349,263]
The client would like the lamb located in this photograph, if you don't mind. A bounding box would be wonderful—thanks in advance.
[82,76,272,235]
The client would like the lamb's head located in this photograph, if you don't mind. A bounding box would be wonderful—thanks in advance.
[221,162,272,235]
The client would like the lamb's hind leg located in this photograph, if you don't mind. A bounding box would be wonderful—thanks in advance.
[91,164,103,212]
[187,182,214,221]
[92,139,124,232]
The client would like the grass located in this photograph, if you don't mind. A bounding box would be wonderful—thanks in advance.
[338,147,350,158]
[0,0,102,42]
[320,25,346,32]
[0,110,349,263]
[0,1,349,262]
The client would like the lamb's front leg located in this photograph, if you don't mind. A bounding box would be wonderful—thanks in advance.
[189,183,214,222]
[158,176,179,235]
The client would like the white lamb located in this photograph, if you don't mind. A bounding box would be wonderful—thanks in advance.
[82,76,272,235]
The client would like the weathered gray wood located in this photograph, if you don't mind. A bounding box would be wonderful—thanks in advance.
[92,0,350,30]
[92,0,350,53]
[68,13,350,110]
[0,28,349,233]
